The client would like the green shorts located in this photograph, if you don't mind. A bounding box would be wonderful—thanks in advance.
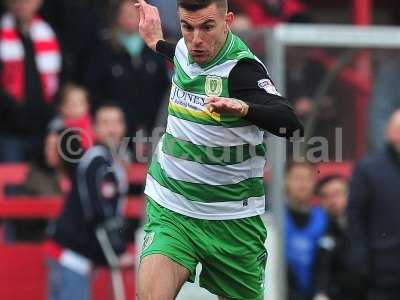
[140,197,268,299]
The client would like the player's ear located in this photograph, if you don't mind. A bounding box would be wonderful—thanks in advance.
[225,12,235,32]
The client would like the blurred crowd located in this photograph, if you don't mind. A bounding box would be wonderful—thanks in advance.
[284,109,400,300]
[0,0,399,300]
[0,0,398,164]
[0,0,170,165]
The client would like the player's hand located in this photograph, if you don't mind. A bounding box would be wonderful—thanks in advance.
[206,97,249,117]
[134,0,164,51]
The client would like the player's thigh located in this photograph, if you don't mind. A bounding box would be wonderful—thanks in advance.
[200,215,268,299]
[138,254,190,300]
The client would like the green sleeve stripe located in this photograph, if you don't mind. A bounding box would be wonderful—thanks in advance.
[148,159,265,202]
[162,132,266,165]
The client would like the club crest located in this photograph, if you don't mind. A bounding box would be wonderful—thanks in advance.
[205,75,223,96]
[142,232,155,250]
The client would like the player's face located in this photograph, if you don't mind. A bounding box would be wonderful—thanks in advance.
[179,3,234,65]
[320,179,348,217]
[7,0,43,22]
[95,108,126,148]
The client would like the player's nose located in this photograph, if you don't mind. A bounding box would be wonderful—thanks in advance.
[192,30,203,46]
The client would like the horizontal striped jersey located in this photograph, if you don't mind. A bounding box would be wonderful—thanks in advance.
[144,32,267,220]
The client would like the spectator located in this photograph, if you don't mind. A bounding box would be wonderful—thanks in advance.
[0,0,61,162]
[48,83,95,151]
[40,0,107,83]
[347,109,400,300]
[313,175,361,300]
[84,0,169,138]
[46,104,130,300]
[368,54,400,152]
[284,162,327,300]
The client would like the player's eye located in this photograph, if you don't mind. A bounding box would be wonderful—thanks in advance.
[202,25,214,31]
[182,24,193,31]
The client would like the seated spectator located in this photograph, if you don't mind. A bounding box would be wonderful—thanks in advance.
[0,0,61,162]
[284,161,327,300]
[7,132,63,242]
[84,0,169,138]
[313,175,362,300]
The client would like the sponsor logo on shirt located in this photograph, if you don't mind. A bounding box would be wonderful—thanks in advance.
[170,84,206,111]
[257,79,281,96]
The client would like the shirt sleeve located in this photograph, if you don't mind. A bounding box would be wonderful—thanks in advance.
[156,40,177,62]
[228,58,304,138]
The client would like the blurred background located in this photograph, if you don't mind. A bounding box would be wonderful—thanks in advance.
[0,0,400,299]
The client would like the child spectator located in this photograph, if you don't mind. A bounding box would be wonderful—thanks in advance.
[49,83,95,151]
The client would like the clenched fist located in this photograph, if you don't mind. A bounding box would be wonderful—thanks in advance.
[206,97,249,117]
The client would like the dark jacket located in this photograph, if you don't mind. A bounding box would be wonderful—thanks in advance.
[346,144,400,288]
[84,39,170,136]
[52,144,128,265]
[314,217,364,300]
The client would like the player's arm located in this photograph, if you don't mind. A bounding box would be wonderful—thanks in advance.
[135,0,176,61]
[207,59,304,138]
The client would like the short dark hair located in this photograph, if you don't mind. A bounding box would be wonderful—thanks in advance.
[315,174,348,196]
[94,101,125,120]
[285,160,315,174]
[177,0,227,11]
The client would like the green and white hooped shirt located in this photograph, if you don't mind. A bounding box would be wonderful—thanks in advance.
[144,32,267,220]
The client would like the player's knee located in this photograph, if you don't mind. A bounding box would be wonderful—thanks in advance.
[138,254,190,300]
